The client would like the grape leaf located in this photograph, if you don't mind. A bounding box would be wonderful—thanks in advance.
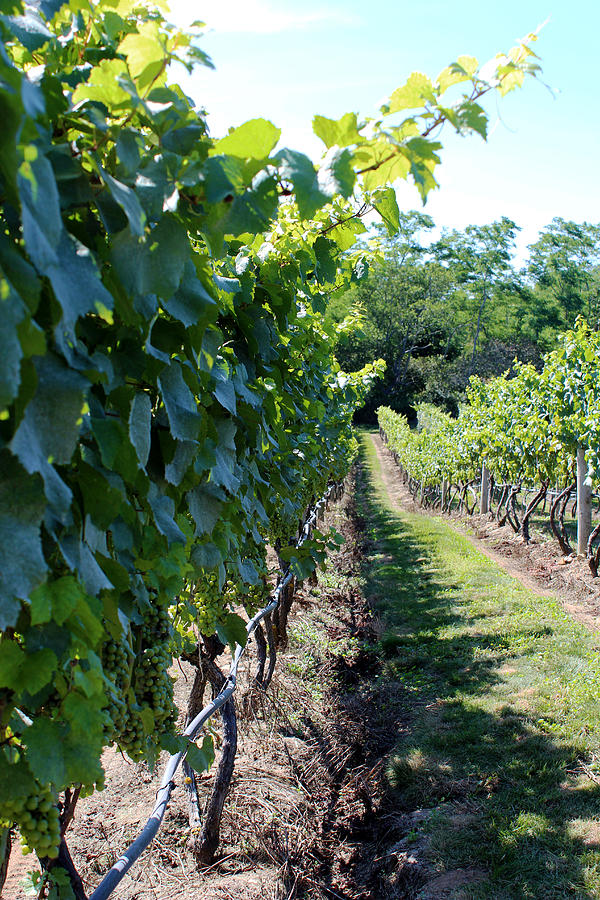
[164,439,197,486]
[147,483,186,545]
[384,72,436,114]
[26,720,68,791]
[0,640,25,688]
[190,541,222,568]
[0,452,46,628]
[58,533,113,595]
[237,556,259,585]
[158,362,199,442]
[50,231,115,343]
[0,756,33,805]
[118,24,165,88]
[99,167,146,236]
[317,147,355,200]
[116,130,141,174]
[77,462,125,531]
[213,118,280,160]
[29,0,70,22]
[0,642,56,694]
[216,612,247,648]
[20,648,57,694]
[437,56,478,93]
[10,353,87,517]
[18,154,62,270]
[162,260,217,328]
[213,378,236,415]
[112,217,188,299]
[186,734,214,774]
[61,692,102,736]
[129,391,152,469]
[276,149,327,220]
[71,58,131,111]
[3,8,53,50]
[220,172,279,236]
[186,483,223,535]
[48,576,81,625]
[211,446,241,493]
[371,186,400,235]
[313,111,362,149]
[204,155,246,203]
[0,233,41,313]
[0,281,26,407]
[20,156,114,338]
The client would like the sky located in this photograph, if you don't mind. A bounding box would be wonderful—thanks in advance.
[167,0,600,265]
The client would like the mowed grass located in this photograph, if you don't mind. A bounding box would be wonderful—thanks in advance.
[358,433,600,899]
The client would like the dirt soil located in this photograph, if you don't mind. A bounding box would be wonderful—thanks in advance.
[3,477,412,900]
[371,432,600,635]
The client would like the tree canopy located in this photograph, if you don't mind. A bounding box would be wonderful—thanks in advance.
[331,214,600,420]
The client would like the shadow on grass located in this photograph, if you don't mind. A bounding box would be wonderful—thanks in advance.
[355,437,600,900]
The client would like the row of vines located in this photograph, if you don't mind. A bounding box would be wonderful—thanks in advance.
[378,319,600,568]
[0,0,540,895]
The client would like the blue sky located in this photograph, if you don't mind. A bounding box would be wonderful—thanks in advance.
[169,0,600,264]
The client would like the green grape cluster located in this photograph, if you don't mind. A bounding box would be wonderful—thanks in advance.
[136,646,175,725]
[194,573,223,636]
[233,547,271,616]
[115,714,146,761]
[101,637,132,742]
[244,578,271,615]
[116,604,176,760]
[143,603,171,643]
[0,784,60,859]
[79,773,105,799]
[267,506,294,547]
[99,607,175,761]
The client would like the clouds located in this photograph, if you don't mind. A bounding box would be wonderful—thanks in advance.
[167,0,360,34]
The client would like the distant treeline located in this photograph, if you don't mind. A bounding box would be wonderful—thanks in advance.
[327,213,600,421]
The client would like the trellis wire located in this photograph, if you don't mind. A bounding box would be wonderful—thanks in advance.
[89,481,339,900]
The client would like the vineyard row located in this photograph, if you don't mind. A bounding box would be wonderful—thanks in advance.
[377,320,600,572]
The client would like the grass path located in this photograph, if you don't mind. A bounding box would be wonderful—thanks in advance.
[359,432,600,899]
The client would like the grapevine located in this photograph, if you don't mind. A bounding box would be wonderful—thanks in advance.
[378,319,600,557]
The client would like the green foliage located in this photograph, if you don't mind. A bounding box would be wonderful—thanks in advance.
[526,218,600,345]
[0,0,539,867]
[332,215,556,420]
[378,319,600,494]
[330,214,453,419]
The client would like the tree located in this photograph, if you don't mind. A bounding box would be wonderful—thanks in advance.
[433,218,520,375]
[527,218,600,340]
[330,214,458,419]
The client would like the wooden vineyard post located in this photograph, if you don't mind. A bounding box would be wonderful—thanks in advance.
[480,462,490,515]
[441,478,448,511]
[577,447,592,556]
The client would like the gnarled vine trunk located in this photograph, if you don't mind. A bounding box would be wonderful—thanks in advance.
[520,481,548,543]
[184,644,238,867]
[587,522,600,576]
[550,482,575,555]
[505,484,521,533]
[0,827,11,895]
